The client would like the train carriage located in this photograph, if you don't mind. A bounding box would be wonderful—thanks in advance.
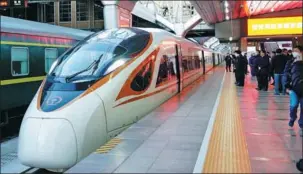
[0,16,93,140]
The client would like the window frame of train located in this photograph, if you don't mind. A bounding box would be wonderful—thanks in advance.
[45,48,58,74]
[11,47,29,77]
[130,60,153,92]
[156,45,178,87]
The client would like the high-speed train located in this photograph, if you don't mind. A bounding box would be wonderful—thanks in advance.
[18,27,222,171]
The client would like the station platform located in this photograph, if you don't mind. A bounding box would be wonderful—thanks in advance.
[1,66,300,173]
[65,66,300,173]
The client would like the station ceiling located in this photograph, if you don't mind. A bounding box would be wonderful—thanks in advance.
[190,0,303,24]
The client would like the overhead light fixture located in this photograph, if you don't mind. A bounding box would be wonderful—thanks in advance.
[271,8,274,12]
[226,16,230,20]
[229,37,233,41]
[225,8,229,13]
[266,38,270,40]
[224,1,229,7]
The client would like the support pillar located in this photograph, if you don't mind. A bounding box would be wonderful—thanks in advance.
[240,37,247,52]
[71,0,77,28]
[103,4,119,29]
[174,23,184,37]
[54,1,59,25]
[88,0,94,29]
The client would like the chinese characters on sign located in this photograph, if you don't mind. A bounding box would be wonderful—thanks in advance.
[252,22,302,31]
[248,16,302,36]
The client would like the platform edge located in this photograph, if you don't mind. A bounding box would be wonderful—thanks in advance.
[192,71,226,173]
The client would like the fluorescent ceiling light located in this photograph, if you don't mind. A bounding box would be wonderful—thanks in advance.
[226,16,230,20]
[225,8,229,13]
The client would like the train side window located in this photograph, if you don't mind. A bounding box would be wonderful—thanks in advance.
[45,48,58,73]
[11,47,29,76]
[131,61,153,92]
[156,54,177,86]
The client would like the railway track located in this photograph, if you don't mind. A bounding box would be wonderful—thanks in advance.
[21,168,64,174]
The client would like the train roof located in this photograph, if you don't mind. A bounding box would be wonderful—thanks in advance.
[0,16,93,40]
[137,27,208,49]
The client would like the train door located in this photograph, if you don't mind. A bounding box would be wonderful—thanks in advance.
[202,51,206,74]
[175,44,182,93]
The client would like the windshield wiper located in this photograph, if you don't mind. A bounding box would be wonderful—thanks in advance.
[65,54,103,83]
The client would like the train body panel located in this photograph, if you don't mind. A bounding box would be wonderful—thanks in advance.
[18,117,77,169]
[19,88,107,168]
[17,27,223,170]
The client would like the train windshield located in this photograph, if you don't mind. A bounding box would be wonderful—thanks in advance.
[49,28,150,83]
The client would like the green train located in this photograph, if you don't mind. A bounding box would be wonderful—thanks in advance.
[0,16,93,141]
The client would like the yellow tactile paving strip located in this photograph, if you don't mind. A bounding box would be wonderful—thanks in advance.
[95,138,122,154]
[202,73,251,173]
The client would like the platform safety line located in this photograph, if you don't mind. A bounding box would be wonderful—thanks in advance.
[193,71,226,173]
[95,138,122,154]
[199,73,251,173]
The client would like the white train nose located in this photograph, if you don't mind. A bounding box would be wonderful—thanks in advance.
[18,118,77,169]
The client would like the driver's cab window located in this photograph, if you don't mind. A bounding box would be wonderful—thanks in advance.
[130,61,153,92]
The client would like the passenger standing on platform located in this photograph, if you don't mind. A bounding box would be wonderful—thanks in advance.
[231,54,238,84]
[248,53,257,79]
[288,50,293,61]
[284,45,303,128]
[234,50,248,87]
[224,53,232,72]
[255,50,270,91]
[269,51,276,85]
[271,49,288,95]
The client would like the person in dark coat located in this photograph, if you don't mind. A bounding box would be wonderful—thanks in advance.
[224,53,232,72]
[248,53,257,79]
[288,50,293,58]
[269,51,276,85]
[234,50,248,86]
[255,50,270,91]
[284,45,303,128]
[271,48,288,95]
[232,54,240,84]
